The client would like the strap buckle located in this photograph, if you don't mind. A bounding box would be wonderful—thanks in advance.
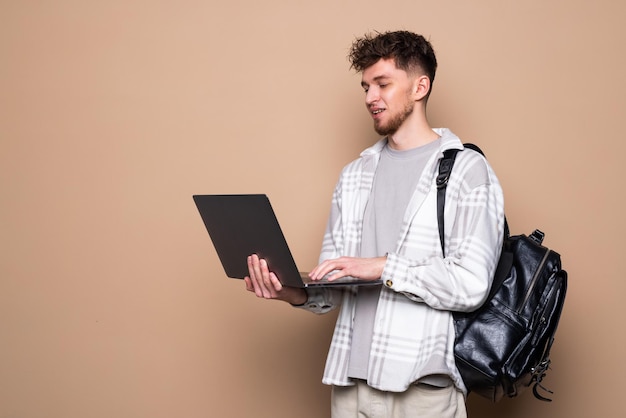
[530,229,545,245]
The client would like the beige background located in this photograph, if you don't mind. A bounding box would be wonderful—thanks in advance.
[1,1,624,417]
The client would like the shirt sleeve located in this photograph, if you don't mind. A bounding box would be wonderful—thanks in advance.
[382,157,505,312]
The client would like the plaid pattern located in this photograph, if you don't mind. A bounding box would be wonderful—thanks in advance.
[298,129,505,393]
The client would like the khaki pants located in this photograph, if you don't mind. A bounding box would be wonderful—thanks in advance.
[331,381,467,418]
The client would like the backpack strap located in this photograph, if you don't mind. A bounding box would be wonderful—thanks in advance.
[437,143,510,258]
[436,148,460,257]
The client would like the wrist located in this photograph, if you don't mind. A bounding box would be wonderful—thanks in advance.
[287,288,308,306]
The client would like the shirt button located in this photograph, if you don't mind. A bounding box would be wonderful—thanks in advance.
[385,280,393,288]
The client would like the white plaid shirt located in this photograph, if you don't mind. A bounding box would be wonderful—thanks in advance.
[297,128,505,393]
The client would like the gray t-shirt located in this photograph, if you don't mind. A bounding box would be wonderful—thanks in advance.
[347,139,441,380]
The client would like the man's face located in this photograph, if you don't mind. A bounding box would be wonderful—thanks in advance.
[361,58,415,137]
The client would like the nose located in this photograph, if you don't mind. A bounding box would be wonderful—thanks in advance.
[365,87,378,106]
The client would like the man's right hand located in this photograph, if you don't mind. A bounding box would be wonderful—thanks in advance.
[244,254,307,305]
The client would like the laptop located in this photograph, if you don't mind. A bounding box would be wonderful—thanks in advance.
[193,194,381,288]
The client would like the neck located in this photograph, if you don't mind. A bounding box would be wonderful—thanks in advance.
[387,114,439,151]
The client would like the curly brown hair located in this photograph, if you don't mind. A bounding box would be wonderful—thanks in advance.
[348,30,437,85]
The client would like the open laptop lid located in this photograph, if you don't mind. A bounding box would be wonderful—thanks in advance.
[193,194,382,288]
[193,194,306,288]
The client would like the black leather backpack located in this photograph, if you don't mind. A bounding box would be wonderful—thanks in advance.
[437,144,568,402]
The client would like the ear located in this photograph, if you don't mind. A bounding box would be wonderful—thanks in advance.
[412,75,431,102]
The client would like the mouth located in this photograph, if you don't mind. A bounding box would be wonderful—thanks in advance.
[370,108,385,117]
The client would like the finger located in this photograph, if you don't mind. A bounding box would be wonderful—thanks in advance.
[326,269,349,282]
[248,255,268,297]
[244,277,254,292]
[248,254,262,280]
[312,258,347,281]
[249,254,274,298]
[268,272,283,292]
[309,259,334,280]
[258,258,276,297]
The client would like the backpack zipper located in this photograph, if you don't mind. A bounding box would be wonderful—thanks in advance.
[517,250,551,312]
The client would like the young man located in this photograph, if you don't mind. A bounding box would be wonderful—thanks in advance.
[244,31,505,418]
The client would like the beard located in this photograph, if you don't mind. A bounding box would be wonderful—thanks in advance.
[373,93,415,137]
